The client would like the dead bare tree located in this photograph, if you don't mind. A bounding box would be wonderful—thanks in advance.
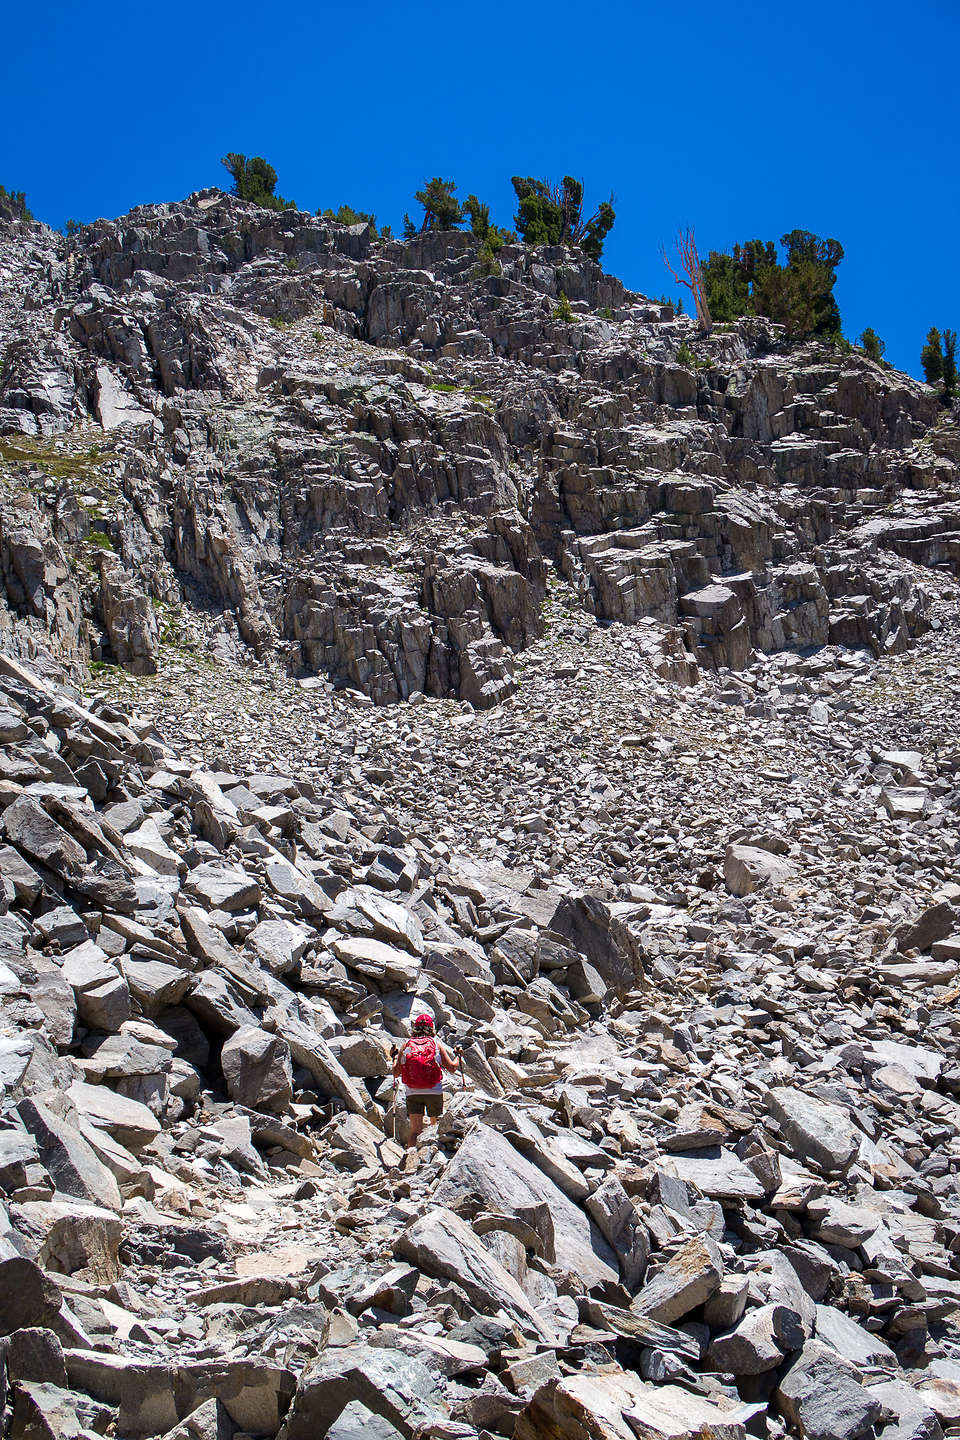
[661,227,712,334]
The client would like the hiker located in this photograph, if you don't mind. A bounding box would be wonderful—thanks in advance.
[392,1013,461,1150]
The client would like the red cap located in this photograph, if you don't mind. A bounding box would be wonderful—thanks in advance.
[413,1013,435,1030]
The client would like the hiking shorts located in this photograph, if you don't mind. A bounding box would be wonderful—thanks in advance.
[406,1092,443,1117]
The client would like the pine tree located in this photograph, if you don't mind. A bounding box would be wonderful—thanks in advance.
[778,231,844,340]
[694,230,843,340]
[221,154,294,211]
[414,178,462,231]
[581,200,615,263]
[463,195,491,240]
[0,185,32,223]
[858,328,885,362]
[319,204,376,232]
[702,251,750,322]
[553,291,574,323]
[921,328,943,385]
[511,176,616,261]
[463,195,513,276]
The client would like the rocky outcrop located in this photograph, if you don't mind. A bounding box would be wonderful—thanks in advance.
[1,190,957,705]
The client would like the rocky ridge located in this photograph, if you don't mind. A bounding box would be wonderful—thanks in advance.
[1,190,959,707]
[0,188,959,1440]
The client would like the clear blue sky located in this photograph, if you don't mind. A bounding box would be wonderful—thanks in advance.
[4,0,957,376]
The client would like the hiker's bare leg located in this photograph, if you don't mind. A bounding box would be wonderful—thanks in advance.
[408,1112,424,1147]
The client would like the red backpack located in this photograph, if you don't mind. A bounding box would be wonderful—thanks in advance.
[401,1037,442,1088]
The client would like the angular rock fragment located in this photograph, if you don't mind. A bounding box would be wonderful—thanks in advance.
[279,1341,446,1440]
[0,1255,63,1335]
[776,1339,882,1440]
[632,1235,723,1324]
[708,1301,805,1374]
[724,842,795,896]
[221,1025,293,1114]
[65,1349,297,1437]
[435,1121,618,1287]
[66,1080,161,1151]
[767,1086,861,1174]
[397,1205,554,1338]
[17,1097,122,1209]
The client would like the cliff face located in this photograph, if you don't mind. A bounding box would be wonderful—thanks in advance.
[0,190,957,702]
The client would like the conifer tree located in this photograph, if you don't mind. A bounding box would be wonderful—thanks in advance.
[921,328,944,386]
[319,204,376,231]
[703,251,749,322]
[858,328,885,362]
[0,185,32,223]
[221,154,293,211]
[511,176,615,261]
[463,195,491,240]
[698,230,843,340]
[414,178,462,231]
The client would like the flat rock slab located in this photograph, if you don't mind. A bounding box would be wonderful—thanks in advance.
[12,1198,122,1283]
[814,1304,897,1369]
[516,1370,758,1440]
[331,935,422,990]
[724,843,795,896]
[631,1235,723,1325]
[396,1205,553,1340]
[515,1369,648,1440]
[660,1148,765,1202]
[434,1120,618,1289]
[882,787,928,819]
[65,1349,297,1437]
[767,1087,861,1174]
[281,1341,447,1440]
[67,1080,161,1151]
[625,1382,758,1440]
[183,863,261,912]
[776,1339,882,1440]
[18,1096,122,1210]
[868,1039,942,1084]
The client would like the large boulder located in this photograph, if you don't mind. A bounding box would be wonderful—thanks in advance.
[776,1339,882,1440]
[17,1097,122,1209]
[434,1121,618,1289]
[220,1026,293,1114]
[396,1206,554,1340]
[0,1256,63,1336]
[279,1342,446,1440]
[631,1235,724,1325]
[66,1080,161,1152]
[98,559,159,675]
[65,1350,297,1437]
[767,1087,861,1175]
[724,843,795,896]
[11,1198,122,1282]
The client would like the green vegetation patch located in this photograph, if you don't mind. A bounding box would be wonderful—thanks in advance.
[0,436,108,485]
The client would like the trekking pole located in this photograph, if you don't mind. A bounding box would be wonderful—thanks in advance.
[457,1047,466,1090]
[389,1045,398,1142]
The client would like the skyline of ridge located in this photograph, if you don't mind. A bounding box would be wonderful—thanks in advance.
[3,0,957,379]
